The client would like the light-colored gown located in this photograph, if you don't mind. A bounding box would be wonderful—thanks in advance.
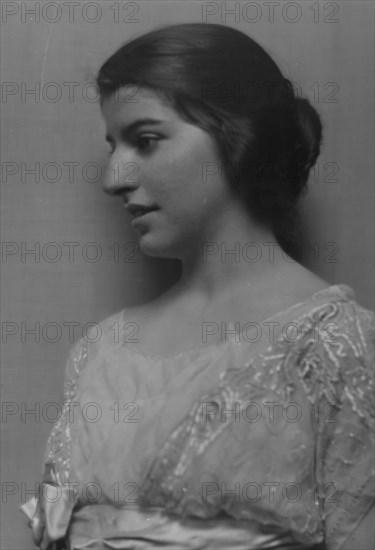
[21,284,374,550]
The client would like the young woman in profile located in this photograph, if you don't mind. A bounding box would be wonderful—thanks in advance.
[22,23,374,550]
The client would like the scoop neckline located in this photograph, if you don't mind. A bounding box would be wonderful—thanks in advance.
[121,284,354,361]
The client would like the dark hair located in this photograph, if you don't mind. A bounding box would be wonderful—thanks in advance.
[97,23,323,255]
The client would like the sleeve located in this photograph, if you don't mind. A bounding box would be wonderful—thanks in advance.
[20,337,89,550]
[315,303,375,550]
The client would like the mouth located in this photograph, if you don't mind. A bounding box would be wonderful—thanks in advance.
[126,204,159,219]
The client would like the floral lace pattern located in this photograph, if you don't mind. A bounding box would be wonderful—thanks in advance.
[43,338,89,483]
[139,300,374,547]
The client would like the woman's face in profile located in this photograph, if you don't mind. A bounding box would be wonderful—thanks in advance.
[101,86,234,258]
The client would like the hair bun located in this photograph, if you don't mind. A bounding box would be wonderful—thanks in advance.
[293,97,323,170]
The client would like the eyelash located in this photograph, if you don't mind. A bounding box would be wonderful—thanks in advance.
[107,135,159,156]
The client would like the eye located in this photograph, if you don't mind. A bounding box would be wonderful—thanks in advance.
[137,135,159,151]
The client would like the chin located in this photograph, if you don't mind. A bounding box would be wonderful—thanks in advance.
[138,234,180,259]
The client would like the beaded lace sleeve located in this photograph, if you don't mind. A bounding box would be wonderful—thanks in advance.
[314,303,375,550]
[21,338,89,549]
[43,337,89,482]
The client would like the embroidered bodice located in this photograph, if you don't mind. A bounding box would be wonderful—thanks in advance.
[21,285,374,550]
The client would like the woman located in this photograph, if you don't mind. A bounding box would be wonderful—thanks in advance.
[22,23,374,550]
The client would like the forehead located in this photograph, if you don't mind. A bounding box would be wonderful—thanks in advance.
[101,86,176,125]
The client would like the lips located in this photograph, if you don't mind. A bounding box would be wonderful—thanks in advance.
[126,204,159,218]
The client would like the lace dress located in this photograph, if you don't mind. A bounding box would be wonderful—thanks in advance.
[21,285,374,550]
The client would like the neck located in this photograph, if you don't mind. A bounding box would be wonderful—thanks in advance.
[173,200,290,303]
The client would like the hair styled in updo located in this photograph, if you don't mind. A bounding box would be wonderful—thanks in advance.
[97,23,323,254]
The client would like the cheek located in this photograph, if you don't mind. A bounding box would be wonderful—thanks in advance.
[158,143,220,200]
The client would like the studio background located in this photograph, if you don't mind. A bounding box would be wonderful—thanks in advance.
[1,1,374,547]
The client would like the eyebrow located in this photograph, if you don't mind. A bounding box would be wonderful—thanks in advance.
[105,118,164,142]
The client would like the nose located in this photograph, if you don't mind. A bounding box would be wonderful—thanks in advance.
[102,150,140,197]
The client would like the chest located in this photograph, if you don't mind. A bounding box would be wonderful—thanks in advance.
[130,305,276,357]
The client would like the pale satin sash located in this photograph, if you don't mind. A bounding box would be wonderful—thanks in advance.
[22,498,324,549]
